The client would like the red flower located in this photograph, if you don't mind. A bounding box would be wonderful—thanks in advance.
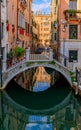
[7,24,10,31]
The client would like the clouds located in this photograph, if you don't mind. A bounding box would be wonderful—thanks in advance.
[32,0,51,14]
[25,123,52,130]
[43,0,48,2]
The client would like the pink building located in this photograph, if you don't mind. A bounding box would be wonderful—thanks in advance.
[6,0,32,51]
[57,0,81,71]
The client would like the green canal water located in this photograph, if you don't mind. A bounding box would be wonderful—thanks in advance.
[2,67,81,130]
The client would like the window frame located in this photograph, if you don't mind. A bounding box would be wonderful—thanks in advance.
[69,0,77,10]
[69,24,78,39]
[69,50,78,62]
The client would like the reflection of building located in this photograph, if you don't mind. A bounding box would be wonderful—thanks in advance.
[15,67,51,91]
[15,68,36,91]
[51,104,79,130]
[35,67,51,83]
[3,102,27,130]
[33,11,51,47]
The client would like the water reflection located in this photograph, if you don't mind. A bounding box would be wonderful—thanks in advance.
[33,82,50,92]
[16,67,52,92]
[25,116,52,130]
[2,67,81,130]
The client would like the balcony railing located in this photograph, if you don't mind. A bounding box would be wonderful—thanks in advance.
[64,10,81,20]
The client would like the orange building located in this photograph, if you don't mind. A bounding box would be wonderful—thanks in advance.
[6,0,32,51]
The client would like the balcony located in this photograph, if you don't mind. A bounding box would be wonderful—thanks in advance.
[64,10,81,21]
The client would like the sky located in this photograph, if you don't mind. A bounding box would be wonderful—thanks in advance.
[32,0,51,14]
[25,123,52,130]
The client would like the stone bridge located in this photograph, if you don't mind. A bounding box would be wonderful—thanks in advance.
[0,47,75,89]
[0,48,76,116]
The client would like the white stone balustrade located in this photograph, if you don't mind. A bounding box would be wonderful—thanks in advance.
[0,47,73,90]
[49,48,53,60]
[26,47,30,61]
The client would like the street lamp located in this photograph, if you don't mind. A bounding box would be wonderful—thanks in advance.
[0,0,2,88]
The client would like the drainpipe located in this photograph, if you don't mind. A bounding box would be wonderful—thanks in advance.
[0,1,3,130]
[16,0,18,43]
[0,0,2,87]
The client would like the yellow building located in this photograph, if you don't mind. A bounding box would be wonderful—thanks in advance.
[33,11,51,47]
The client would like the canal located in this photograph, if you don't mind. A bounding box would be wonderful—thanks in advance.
[2,67,81,130]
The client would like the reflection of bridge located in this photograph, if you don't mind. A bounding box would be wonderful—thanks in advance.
[4,76,72,115]
[1,47,75,89]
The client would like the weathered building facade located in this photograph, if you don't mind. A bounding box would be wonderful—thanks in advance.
[1,0,7,71]
[53,0,81,71]
[32,15,39,49]
[6,0,32,50]
[50,0,58,47]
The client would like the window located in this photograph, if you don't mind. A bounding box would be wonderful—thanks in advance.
[12,5,14,25]
[2,0,5,4]
[1,23,4,39]
[69,50,78,62]
[18,11,25,28]
[6,1,8,20]
[55,0,58,5]
[54,33,57,41]
[44,28,49,31]
[25,22,27,34]
[43,22,49,26]
[69,0,77,10]
[69,25,78,39]
[54,7,56,14]
[28,23,29,33]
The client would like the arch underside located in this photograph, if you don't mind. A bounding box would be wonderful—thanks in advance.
[4,63,71,89]
[4,77,72,115]
[20,64,71,85]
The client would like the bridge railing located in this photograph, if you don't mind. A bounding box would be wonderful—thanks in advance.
[26,47,53,61]
[1,47,74,88]
[1,48,53,86]
[55,52,76,72]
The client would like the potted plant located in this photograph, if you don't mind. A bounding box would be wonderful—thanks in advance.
[13,47,25,61]
[7,51,13,67]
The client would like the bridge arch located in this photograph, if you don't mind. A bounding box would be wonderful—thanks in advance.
[2,61,72,89]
